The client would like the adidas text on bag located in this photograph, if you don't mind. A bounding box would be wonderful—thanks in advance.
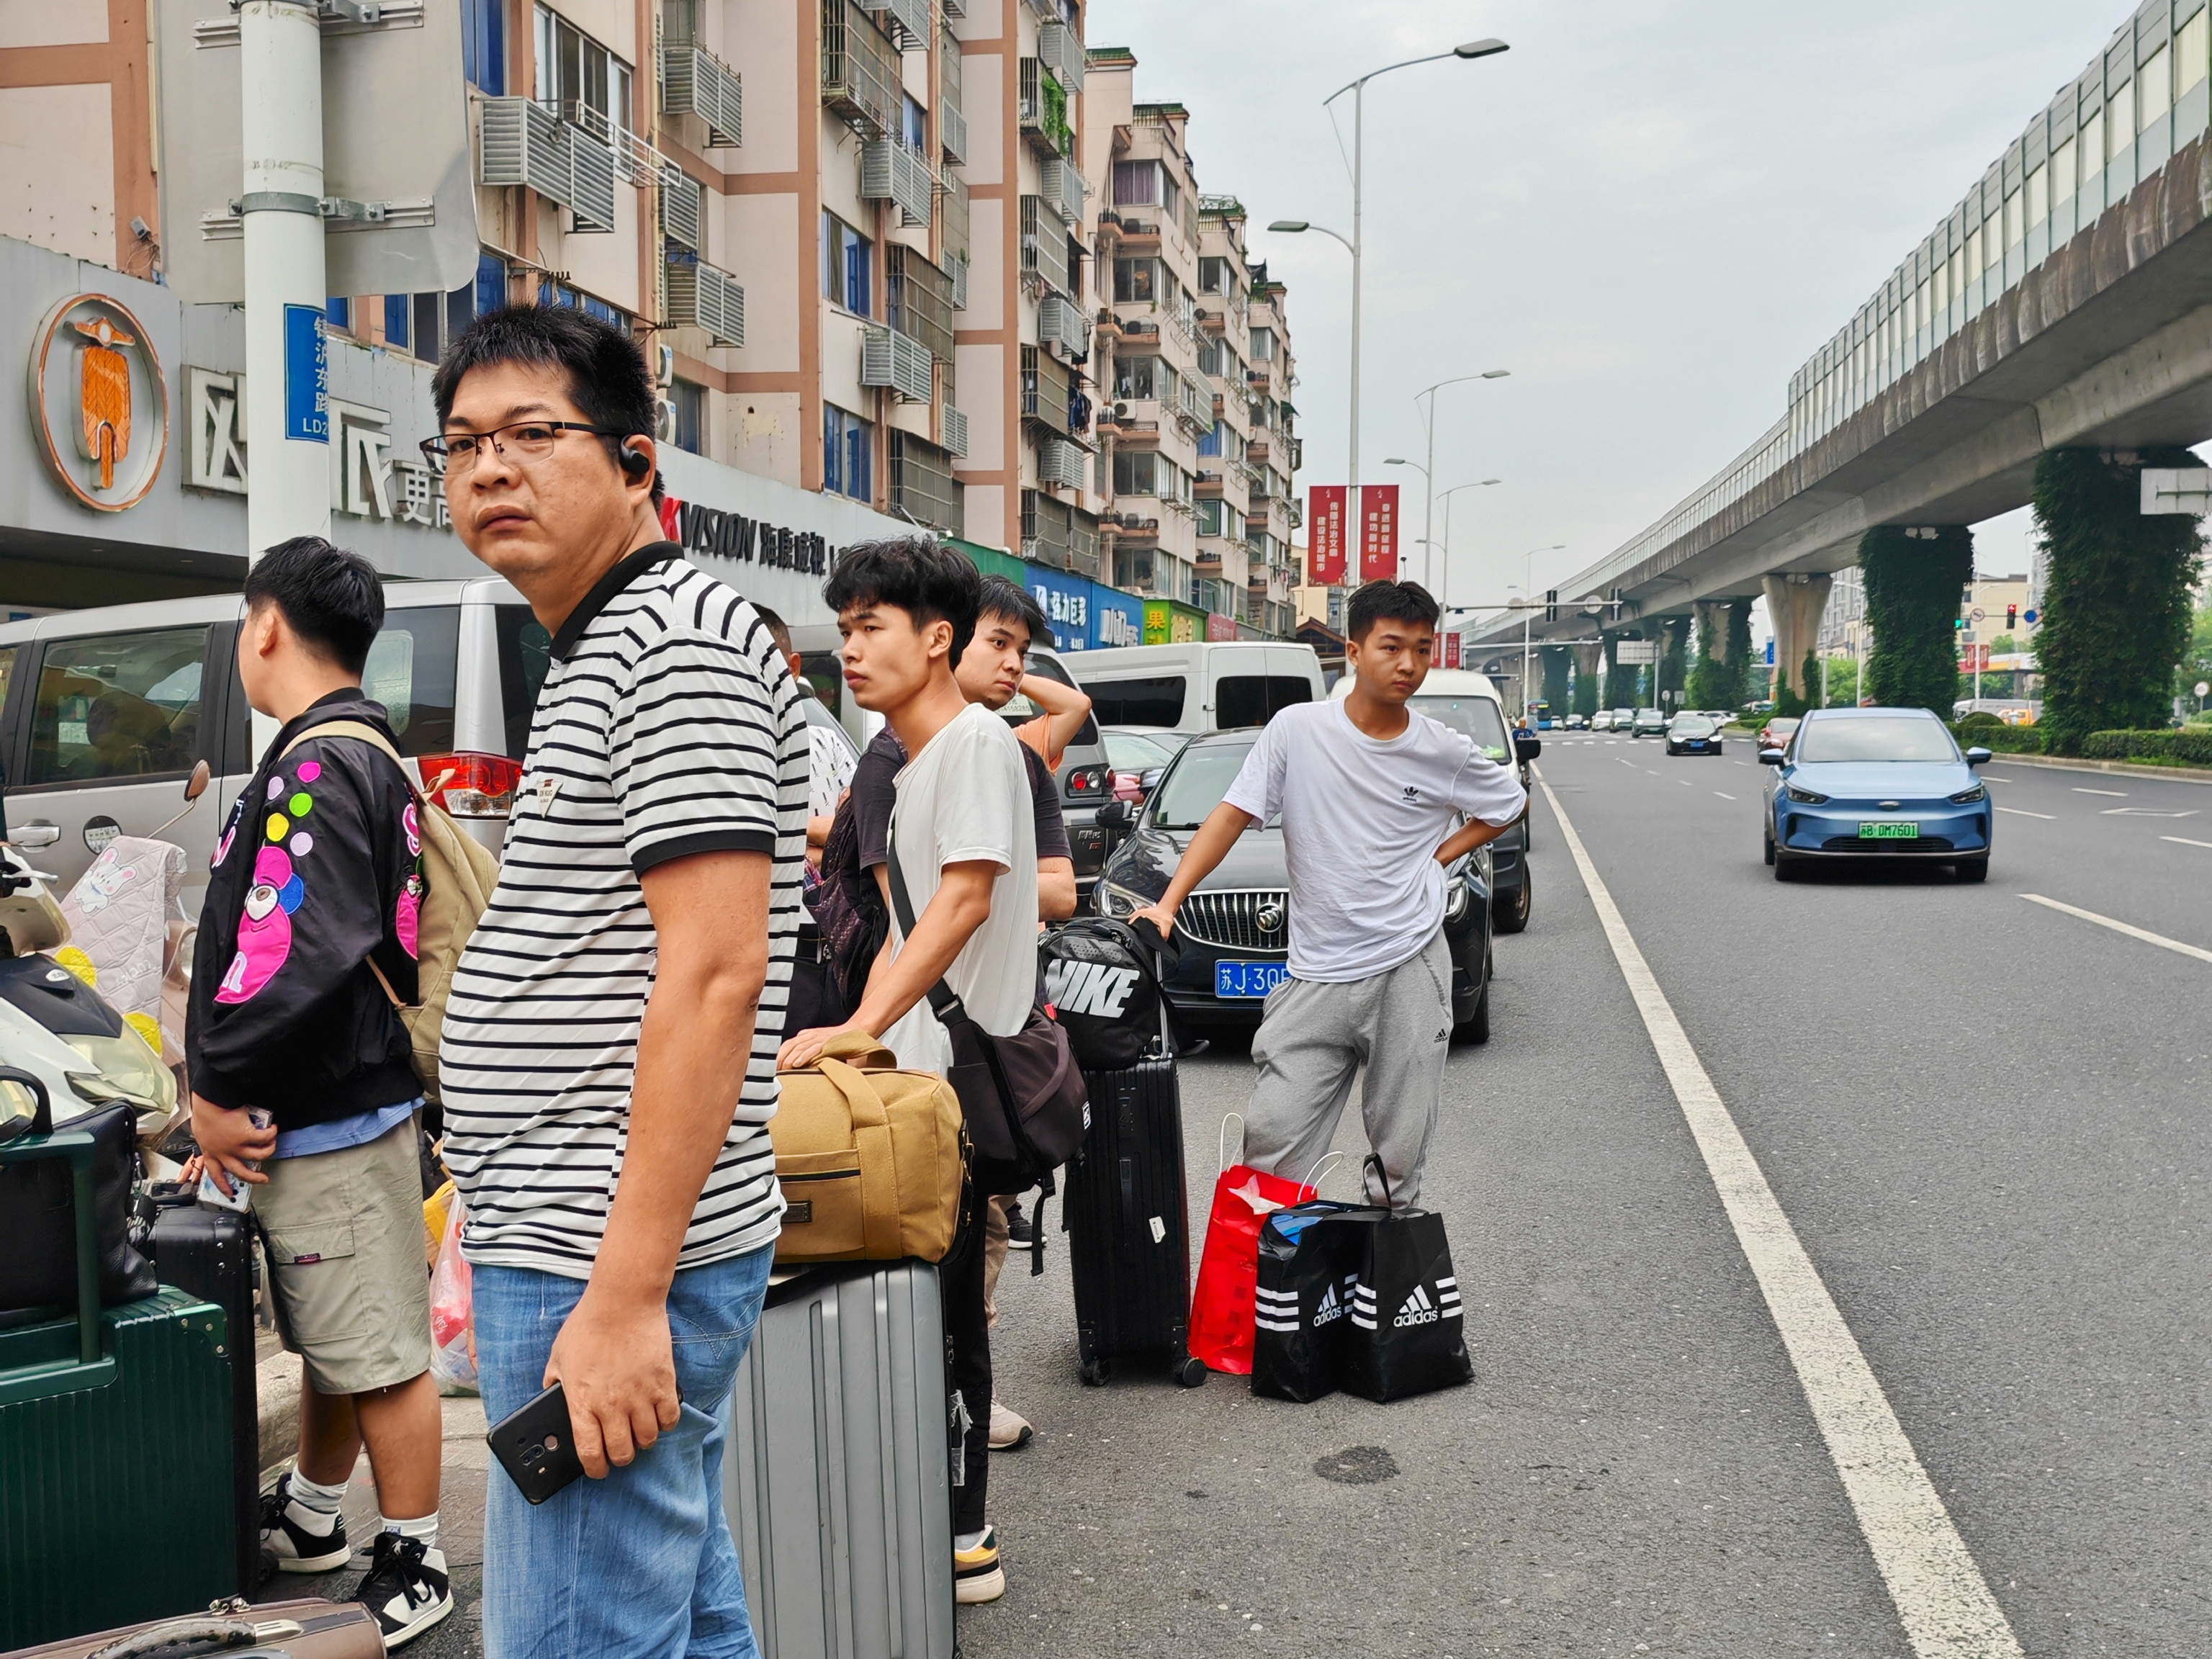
[279,721,498,1106]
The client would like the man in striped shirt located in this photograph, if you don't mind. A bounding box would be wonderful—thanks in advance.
[431,307,804,1659]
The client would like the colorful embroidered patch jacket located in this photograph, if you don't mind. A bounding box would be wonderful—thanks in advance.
[187,690,422,1128]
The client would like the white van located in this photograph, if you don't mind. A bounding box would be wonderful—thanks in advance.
[1067,641,1323,736]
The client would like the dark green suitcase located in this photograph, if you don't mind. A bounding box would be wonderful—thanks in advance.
[0,1125,238,1650]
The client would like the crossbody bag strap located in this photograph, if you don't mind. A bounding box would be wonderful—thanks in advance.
[884,826,970,1028]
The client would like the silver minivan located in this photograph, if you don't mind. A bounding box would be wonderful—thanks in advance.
[0,579,543,913]
[1066,641,1324,737]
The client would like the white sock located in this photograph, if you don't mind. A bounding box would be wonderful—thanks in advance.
[955,1529,987,1552]
[385,1512,440,1553]
[286,1469,348,1533]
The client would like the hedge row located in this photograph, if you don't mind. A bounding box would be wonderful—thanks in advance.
[1950,722,2047,753]
[2081,728,2212,765]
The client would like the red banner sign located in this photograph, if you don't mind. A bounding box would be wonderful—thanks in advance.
[1442,632,1462,669]
[1359,484,1400,582]
[1308,485,1347,585]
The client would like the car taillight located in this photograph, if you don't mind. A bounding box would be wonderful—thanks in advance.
[1065,765,1108,798]
[418,752,522,817]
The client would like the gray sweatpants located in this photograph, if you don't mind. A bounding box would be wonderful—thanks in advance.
[1243,928,1455,1212]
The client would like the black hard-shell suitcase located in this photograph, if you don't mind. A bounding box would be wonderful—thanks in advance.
[149,1192,261,1593]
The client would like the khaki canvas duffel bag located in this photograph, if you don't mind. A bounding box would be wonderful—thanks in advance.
[773,1033,966,1263]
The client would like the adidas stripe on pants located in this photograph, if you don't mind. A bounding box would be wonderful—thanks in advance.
[1241,927,1455,1213]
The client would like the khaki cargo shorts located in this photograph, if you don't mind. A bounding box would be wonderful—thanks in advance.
[256,1114,432,1396]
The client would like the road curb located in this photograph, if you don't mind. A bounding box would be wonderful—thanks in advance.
[1982,752,2212,786]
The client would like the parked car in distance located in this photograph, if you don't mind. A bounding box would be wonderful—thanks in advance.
[1564,713,1588,730]
[1092,729,1495,1040]
[1590,711,1614,732]
[1665,713,1724,756]
[1613,708,1637,732]
[1756,714,1802,752]
[1632,708,1668,737]
[1761,707,1993,882]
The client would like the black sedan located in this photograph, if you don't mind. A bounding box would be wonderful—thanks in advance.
[1090,729,1495,1042]
[1665,712,1724,756]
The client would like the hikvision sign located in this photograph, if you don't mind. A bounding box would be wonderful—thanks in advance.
[658,496,837,576]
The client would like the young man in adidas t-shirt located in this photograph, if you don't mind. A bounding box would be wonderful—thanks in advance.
[778,539,1034,1605]
[433,306,806,1659]
[1131,580,1527,1212]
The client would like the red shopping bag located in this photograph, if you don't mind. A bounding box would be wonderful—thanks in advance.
[1188,1117,1336,1375]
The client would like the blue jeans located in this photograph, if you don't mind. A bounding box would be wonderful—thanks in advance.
[475,1246,773,1659]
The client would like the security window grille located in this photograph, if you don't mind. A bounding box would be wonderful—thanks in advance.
[940,401,969,459]
[858,0,929,51]
[1069,509,1101,577]
[940,20,961,102]
[1018,59,1074,156]
[1020,344,1072,436]
[942,171,971,266]
[659,165,703,251]
[860,138,934,230]
[1037,22,1084,93]
[862,323,935,403]
[1020,198,1073,292]
[665,254,745,347]
[479,96,617,232]
[1039,292,1089,361]
[660,42,742,147]
[891,432,963,534]
[950,252,968,311]
[886,246,955,362]
[1022,488,1074,565]
[940,99,968,165]
[1040,157,1085,225]
[822,0,900,138]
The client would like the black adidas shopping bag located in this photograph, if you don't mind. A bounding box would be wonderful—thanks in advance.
[1251,1200,1387,1402]
[1341,1163,1473,1403]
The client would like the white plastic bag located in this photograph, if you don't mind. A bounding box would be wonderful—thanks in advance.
[428,1195,477,1394]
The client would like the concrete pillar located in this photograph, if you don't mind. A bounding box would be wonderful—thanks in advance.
[1694,600,1728,662]
[1761,572,1833,698]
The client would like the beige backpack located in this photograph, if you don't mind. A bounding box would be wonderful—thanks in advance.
[277,720,500,1105]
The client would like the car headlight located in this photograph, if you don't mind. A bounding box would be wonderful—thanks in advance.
[1445,879,1473,922]
[61,1030,176,1115]
[1948,784,1987,804]
[1784,785,1830,804]
[1096,879,1151,919]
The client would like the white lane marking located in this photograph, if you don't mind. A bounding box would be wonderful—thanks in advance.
[2072,787,2128,797]
[2101,807,2198,817]
[1995,806,2054,820]
[2019,893,2212,965]
[2163,835,2212,850]
[1617,757,1639,769]
[1678,778,1693,786]
[1541,779,2024,1659]
[1715,791,1737,801]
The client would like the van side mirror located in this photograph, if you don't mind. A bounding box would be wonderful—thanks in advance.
[184,760,210,802]
[1512,734,1542,764]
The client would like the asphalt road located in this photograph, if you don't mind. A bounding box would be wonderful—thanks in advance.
[264,734,2208,1658]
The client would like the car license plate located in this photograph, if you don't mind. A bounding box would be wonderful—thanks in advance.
[1858,821,1920,840]
[1215,960,1290,998]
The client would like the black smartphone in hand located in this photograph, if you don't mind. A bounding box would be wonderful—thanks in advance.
[487,1382,586,1506]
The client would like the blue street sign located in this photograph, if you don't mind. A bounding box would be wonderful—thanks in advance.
[1764,639,1775,664]
[284,303,329,442]
[1090,584,1144,650]
[1027,565,1092,652]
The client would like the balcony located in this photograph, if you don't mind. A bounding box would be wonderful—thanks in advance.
[940,99,967,166]
[1039,156,1085,227]
[1017,58,1074,158]
[1038,22,1084,93]
[822,0,899,138]
[665,253,745,347]
[1246,433,1270,466]
[1105,413,1160,445]
[891,431,962,535]
[1021,345,1073,437]
[1113,315,1159,343]
[659,166,703,252]
[858,0,929,50]
[861,323,934,403]
[1038,292,1090,365]
[479,97,619,233]
[1107,511,1160,541]
[1035,435,1086,492]
[1115,217,1159,246]
[942,170,971,270]
[861,138,934,230]
[1246,365,1272,392]
[1193,469,1223,498]
[886,246,956,363]
[660,42,742,148]
[1018,195,1072,294]
[1195,307,1226,336]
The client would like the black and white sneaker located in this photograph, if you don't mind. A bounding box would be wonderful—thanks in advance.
[354,1532,453,1650]
[258,1473,350,1574]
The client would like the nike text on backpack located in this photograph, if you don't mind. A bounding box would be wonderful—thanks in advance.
[1038,917,1184,1071]
[277,721,499,1107]
[884,833,1089,1216]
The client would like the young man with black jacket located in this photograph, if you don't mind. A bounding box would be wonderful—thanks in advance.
[186,536,450,1648]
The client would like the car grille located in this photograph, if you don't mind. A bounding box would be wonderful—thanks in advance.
[1821,835,1956,853]
[1179,889,1290,951]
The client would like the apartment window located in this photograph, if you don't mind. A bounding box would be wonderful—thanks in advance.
[673,379,707,456]
[822,212,872,315]
[1197,419,1224,457]
[1197,256,1231,295]
[462,0,505,94]
[1112,161,1160,205]
[1113,449,1177,497]
[535,4,631,134]
[1114,257,1158,304]
[2141,47,2170,127]
[1196,338,1222,377]
[537,282,629,331]
[326,296,351,331]
[384,294,411,349]
[903,93,927,151]
[1251,326,1276,361]
[1113,354,1170,403]
[823,403,873,501]
[1196,500,1241,540]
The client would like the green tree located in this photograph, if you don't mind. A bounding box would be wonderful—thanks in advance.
[1571,652,1600,717]
[1541,645,1573,715]
[1823,654,1858,706]
[1724,599,1753,710]
[1861,523,1974,714]
[2034,447,2203,752]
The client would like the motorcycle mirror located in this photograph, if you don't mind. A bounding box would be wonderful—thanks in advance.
[148,760,213,838]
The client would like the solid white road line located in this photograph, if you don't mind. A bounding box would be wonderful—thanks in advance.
[1995,806,2054,820]
[2019,893,2212,965]
[2102,807,2198,817]
[2162,835,2212,850]
[1540,780,2024,1659]
[2071,786,2128,797]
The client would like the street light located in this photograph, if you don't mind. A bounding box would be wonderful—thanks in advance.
[1431,480,1501,602]
[1518,544,1565,719]
[1413,371,1509,591]
[1269,37,1509,499]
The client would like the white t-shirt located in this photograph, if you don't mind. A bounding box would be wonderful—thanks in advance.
[1221,699,1527,983]
[880,703,1038,1076]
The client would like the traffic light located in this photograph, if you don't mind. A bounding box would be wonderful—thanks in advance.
[2005,603,2018,630]
[1954,616,1968,630]
[1545,589,1558,622]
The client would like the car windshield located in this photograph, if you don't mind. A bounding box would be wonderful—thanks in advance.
[1105,731,1174,770]
[1147,739,1257,830]
[1409,695,1511,762]
[1796,716,1961,763]
[1673,715,1717,736]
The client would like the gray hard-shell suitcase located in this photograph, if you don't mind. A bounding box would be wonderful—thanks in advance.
[722,1261,955,1659]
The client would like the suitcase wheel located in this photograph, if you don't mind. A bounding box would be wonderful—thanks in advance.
[1078,1357,1110,1388]
[1173,1354,1209,1390]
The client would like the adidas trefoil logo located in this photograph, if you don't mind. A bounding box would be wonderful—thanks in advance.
[1394,1284,1441,1327]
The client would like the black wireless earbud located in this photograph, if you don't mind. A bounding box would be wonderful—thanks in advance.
[619,440,652,478]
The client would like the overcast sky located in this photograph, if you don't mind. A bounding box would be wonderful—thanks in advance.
[1093,0,2122,613]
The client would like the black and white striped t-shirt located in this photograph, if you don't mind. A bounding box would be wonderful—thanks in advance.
[442,546,805,1278]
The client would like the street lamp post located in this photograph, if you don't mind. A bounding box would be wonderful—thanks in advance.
[1267,36,1507,497]
[1431,479,1501,603]
[1518,544,1565,720]
[1413,371,1509,585]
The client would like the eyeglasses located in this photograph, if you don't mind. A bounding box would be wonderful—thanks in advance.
[420,420,620,473]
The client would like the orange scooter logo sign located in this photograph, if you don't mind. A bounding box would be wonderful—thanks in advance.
[29,293,168,513]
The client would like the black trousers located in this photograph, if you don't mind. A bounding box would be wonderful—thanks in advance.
[941,1184,992,1535]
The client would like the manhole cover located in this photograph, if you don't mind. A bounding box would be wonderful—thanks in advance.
[1313,1445,1398,1485]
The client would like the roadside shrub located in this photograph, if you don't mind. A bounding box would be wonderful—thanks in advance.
[1948,720,2044,754]
[1956,710,2005,733]
[2080,729,2212,765]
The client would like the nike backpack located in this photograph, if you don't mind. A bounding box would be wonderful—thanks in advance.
[1040,917,1171,1071]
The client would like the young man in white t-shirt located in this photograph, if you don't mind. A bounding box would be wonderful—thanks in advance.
[1131,580,1527,1211]
[779,537,1033,1606]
